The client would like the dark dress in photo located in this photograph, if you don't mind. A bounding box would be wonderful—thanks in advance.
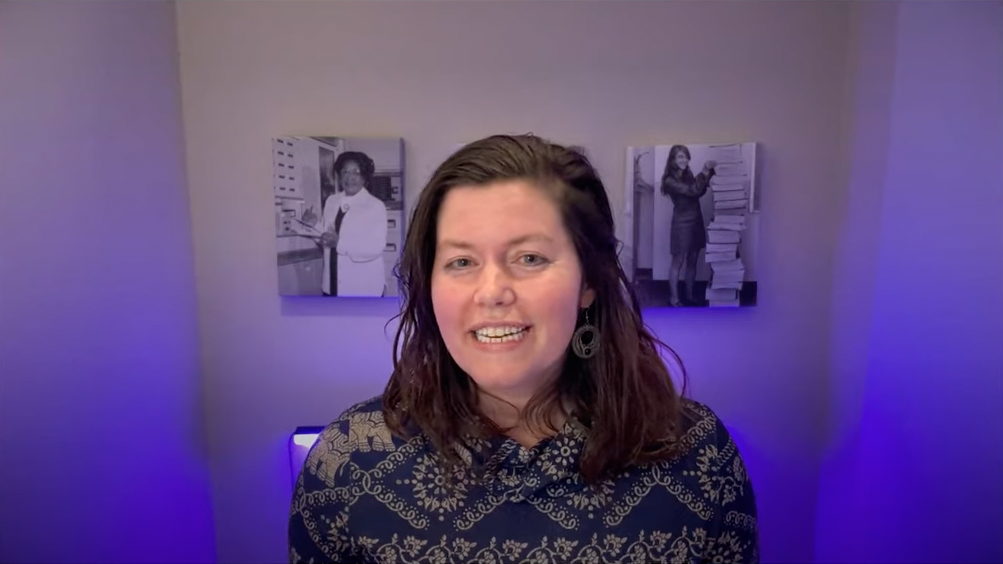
[661,169,714,256]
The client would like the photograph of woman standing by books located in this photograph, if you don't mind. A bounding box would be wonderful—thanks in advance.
[627,142,759,309]
[660,145,716,306]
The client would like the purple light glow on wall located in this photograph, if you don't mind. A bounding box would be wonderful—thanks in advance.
[0,3,218,563]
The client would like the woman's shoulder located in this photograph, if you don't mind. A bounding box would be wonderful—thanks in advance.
[674,398,740,457]
[323,193,341,207]
[321,395,395,446]
[671,399,758,539]
[301,395,400,488]
[360,189,387,209]
[336,394,385,418]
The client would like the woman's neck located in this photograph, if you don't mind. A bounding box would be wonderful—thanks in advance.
[478,389,570,449]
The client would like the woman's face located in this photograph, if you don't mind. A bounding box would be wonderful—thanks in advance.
[674,150,689,170]
[338,160,365,196]
[431,180,595,406]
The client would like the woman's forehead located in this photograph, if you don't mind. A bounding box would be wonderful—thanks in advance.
[435,182,568,242]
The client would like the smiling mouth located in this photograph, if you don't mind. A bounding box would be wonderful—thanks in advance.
[473,326,530,344]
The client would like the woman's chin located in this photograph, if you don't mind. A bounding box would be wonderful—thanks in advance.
[468,373,537,398]
[468,369,561,408]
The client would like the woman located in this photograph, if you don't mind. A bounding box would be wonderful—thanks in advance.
[660,145,716,307]
[289,135,757,563]
[303,151,388,297]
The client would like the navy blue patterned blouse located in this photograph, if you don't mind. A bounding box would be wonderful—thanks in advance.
[288,396,758,563]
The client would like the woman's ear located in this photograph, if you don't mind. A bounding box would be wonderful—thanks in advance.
[580,287,596,309]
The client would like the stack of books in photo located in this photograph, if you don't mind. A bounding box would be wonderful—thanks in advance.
[705,145,750,307]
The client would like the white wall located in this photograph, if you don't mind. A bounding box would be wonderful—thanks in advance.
[176,2,850,562]
[816,2,1003,562]
[0,2,216,562]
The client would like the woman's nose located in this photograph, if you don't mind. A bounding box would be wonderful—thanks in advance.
[473,264,515,307]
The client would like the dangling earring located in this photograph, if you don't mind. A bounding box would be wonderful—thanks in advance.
[572,308,600,359]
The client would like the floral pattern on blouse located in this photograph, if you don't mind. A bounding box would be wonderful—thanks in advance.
[289,396,758,563]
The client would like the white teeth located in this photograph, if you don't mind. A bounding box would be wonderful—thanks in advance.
[474,326,528,343]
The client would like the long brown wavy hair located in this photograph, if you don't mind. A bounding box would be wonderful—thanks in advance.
[383,134,689,484]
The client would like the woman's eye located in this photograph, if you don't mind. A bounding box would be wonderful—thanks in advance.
[446,258,472,269]
[519,254,548,266]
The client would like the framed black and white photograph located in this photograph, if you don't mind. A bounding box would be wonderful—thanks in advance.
[273,136,404,297]
[623,142,759,308]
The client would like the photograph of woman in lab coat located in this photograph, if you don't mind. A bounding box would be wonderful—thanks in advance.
[303,151,388,297]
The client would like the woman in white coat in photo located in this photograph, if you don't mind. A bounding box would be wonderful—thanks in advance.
[304,151,388,297]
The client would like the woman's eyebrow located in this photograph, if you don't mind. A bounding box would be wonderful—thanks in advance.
[437,233,554,251]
